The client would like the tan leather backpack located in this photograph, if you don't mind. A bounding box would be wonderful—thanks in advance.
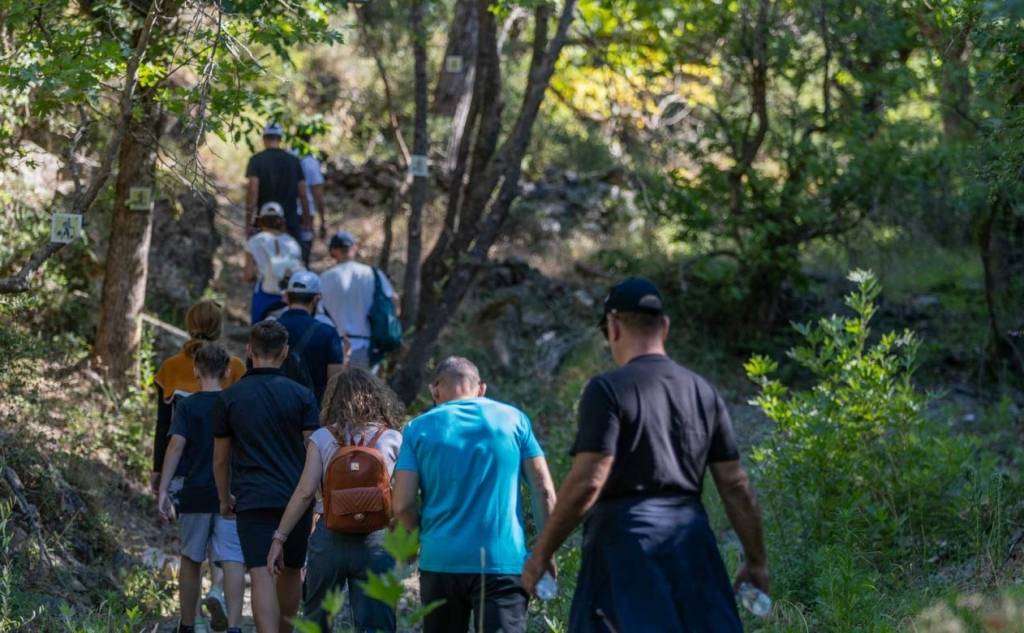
[323,427,392,533]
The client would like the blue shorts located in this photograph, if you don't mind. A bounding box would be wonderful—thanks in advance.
[569,496,742,633]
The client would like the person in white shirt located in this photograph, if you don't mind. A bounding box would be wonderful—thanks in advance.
[245,202,305,324]
[291,137,327,267]
[318,231,399,369]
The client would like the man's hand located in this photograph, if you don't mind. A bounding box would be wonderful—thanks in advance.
[157,492,176,523]
[219,494,237,519]
[733,560,770,595]
[267,539,285,578]
[520,553,557,597]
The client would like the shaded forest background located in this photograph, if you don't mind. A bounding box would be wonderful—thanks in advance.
[2,0,1024,631]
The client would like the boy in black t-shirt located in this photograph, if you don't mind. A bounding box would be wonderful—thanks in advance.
[213,320,319,633]
[157,343,245,633]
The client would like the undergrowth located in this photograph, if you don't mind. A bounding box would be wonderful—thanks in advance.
[0,297,173,631]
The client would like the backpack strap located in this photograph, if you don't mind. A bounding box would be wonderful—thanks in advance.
[291,322,319,356]
[372,267,383,295]
[360,426,386,448]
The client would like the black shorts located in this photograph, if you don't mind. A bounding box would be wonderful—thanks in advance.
[235,508,312,570]
[419,571,528,633]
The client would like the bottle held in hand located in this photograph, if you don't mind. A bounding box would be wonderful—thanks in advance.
[536,571,558,601]
[737,582,771,617]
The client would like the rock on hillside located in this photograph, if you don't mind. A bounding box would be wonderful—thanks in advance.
[146,191,221,320]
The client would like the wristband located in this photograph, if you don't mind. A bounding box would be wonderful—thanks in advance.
[272,530,289,544]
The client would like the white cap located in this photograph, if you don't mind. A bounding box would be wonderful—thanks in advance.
[287,271,321,294]
[258,201,284,218]
[263,122,284,137]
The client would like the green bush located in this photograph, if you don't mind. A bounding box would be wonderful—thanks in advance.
[744,270,1013,631]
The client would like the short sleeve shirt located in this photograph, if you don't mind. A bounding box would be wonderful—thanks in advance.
[245,148,305,230]
[309,425,402,513]
[154,350,246,404]
[276,309,345,403]
[318,262,396,350]
[571,354,739,501]
[395,397,544,574]
[211,368,320,512]
[296,153,324,216]
[245,232,303,294]
[168,392,221,514]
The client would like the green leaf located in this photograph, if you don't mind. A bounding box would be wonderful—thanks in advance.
[359,572,404,609]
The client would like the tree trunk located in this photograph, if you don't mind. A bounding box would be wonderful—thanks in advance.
[402,0,430,328]
[94,91,164,383]
[978,196,1024,378]
[433,0,478,117]
[391,0,577,404]
[415,2,503,329]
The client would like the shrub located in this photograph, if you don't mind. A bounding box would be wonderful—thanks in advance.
[744,270,1008,631]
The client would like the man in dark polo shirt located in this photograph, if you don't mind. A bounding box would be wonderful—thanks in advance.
[276,271,344,404]
[522,277,769,632]
[213,320,319,633]
[245,123,311,243]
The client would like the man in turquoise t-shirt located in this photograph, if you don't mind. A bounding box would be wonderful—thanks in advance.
[393,356,557,633]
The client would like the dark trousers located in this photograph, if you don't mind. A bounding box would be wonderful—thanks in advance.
[303,521,396,633]
[569,495,742,633]
[419,571,529,633]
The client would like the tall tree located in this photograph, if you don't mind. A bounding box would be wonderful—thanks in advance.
[94,0,182,382]
[402,0,431,328]
[391,0,578,404]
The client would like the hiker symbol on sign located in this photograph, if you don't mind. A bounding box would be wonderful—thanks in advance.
[51,213,83,244]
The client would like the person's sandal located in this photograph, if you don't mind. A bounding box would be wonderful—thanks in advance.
[201,588,228,632]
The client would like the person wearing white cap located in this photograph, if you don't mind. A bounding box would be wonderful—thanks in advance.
[319,231,399,370]
[244,202,305,324]
[245,123,311,244]
[276,271,344,404]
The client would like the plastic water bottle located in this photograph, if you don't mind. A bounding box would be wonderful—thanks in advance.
[737,583,771,617]
[536,572,558,601]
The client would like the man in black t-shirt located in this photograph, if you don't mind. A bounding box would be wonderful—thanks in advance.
[245,123,311,243]
[213,320,319,633]
[523,278,769,633]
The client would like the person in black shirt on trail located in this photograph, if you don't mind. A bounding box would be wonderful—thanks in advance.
[245,123,311,243]
[157,343,246,633]
[522,277,769,633]
[213,320,319,633]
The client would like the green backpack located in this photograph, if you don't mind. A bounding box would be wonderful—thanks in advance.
[368,268,402,362]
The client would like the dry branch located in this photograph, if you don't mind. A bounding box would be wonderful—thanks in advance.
[3,466,52,569]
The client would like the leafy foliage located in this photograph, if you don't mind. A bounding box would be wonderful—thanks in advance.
[744,270,1016,630]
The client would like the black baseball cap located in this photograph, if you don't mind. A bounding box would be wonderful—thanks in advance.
[599,277,665,329]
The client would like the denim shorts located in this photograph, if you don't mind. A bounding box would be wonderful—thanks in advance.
[178,513,244,565]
